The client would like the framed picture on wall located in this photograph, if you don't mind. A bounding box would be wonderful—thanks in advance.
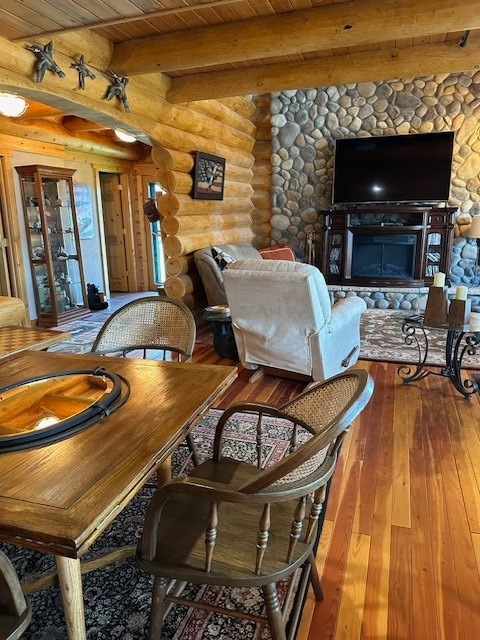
[192,151,225,200]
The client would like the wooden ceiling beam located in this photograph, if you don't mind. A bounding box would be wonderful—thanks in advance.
[109,0,480,76]
[62,116,111,133]
[167,32,480,102]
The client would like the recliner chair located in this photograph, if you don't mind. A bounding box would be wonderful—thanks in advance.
[223,259,366,382]
[194,243,262,306]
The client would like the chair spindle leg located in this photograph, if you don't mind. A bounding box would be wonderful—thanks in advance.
[262,582,287,640]
[307,552,324,601]
[149,576,169,640]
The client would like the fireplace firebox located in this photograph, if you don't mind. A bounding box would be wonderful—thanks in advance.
[351,233,417,280]
[317,206,456,287]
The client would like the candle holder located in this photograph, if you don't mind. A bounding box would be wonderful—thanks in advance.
[423,285,449,327]
[447,298,471,329]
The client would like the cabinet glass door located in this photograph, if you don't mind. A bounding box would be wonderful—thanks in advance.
[17,165,89,326]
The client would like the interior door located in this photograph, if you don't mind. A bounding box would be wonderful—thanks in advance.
[99,173,128,291]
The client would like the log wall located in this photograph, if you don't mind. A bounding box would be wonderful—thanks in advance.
[0,32,266,308]
[251,94,273,249]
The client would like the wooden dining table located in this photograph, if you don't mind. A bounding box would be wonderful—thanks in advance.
[0,325,71,358]
[0,350,237,639]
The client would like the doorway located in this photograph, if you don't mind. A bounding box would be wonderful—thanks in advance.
[99,172,129,292]
[148,181,166,287]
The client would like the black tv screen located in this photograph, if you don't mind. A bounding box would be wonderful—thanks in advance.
[332,132,454,205]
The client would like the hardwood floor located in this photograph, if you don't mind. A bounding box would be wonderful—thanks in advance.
[195,336,480,639]
[110,293,480,639]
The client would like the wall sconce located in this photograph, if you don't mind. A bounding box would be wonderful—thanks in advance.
[0,93,28,117]
[114,129,136,143]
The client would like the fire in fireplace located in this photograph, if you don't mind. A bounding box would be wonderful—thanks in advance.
[351,233,417,280]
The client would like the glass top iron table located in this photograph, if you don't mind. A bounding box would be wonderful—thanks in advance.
[397,312,480,398]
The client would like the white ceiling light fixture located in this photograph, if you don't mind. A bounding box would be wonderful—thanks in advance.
[114,129,136,143]
[0,93,28,118]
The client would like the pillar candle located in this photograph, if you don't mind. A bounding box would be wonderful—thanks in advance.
[433,272,445,287]
[455,285,468,301]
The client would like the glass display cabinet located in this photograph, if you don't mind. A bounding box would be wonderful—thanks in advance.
[16,165,89,326]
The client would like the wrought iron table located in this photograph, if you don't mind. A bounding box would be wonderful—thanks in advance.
[397,313,480,398]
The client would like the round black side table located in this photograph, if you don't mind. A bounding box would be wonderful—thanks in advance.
[204,309,238,360]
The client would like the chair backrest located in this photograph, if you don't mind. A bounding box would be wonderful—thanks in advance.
[218,368,374,494]
[90,296,196,360]
[0,551,31,639]
[193,244,262,306]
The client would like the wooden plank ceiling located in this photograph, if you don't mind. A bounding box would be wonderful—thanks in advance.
[0,0,479,103]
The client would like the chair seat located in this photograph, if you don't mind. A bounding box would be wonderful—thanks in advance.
[137,458,316,587]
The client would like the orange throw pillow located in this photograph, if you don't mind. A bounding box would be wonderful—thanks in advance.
[259,244,295,261]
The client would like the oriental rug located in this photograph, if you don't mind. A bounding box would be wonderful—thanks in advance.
[359,309,479,369]
[49,309,480,369]
[1,409,315,640]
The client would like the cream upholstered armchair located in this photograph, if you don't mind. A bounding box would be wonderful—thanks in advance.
[223,259,367,382]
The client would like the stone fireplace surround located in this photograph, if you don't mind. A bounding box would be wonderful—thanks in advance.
[269,71,480,313]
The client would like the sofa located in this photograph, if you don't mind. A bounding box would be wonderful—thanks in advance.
[223,259,366,382]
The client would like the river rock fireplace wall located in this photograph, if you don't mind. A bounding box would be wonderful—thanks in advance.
[317,206,456,288]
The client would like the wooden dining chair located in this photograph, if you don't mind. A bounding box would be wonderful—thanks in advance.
[0,551,31,640]
[137,368,374,640]
[91,295,199,471]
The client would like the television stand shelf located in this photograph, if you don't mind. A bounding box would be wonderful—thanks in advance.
[317,205,456,288]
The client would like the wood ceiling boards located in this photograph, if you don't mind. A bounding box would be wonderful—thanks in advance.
[0,0,479,101]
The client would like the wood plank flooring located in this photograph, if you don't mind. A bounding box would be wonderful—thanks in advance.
[108,294,480,639]
[193,328,480,640]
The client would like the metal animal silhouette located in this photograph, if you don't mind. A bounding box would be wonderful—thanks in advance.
[70,55,96,90]
[105,72,130,112]
[26,41,65,83]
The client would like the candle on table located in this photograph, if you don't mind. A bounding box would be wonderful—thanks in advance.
[433,272,445,287]
[455,286,468,301]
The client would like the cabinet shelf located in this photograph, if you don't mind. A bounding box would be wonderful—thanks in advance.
[16,164,89,327]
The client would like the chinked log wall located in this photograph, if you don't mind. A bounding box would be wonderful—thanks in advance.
[0,32,272,309]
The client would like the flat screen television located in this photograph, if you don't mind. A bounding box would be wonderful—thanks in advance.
[332,131,454,205]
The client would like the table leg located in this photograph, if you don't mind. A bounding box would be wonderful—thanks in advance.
[397,321,430,383]
[56,555,87,640]
[156,456,172,485]
[398,321,479,398]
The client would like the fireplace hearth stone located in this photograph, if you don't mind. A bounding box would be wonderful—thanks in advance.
[329,284,480,313]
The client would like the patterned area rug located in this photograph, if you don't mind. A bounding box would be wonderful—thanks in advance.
[359,309,479,368]
[1,410,314,640]
[48,319,104,354]
[49,310,480,369]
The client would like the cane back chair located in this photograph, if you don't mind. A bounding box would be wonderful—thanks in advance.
[91,296,198,469]
[0,551,31,640]
[137,368,374,640]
